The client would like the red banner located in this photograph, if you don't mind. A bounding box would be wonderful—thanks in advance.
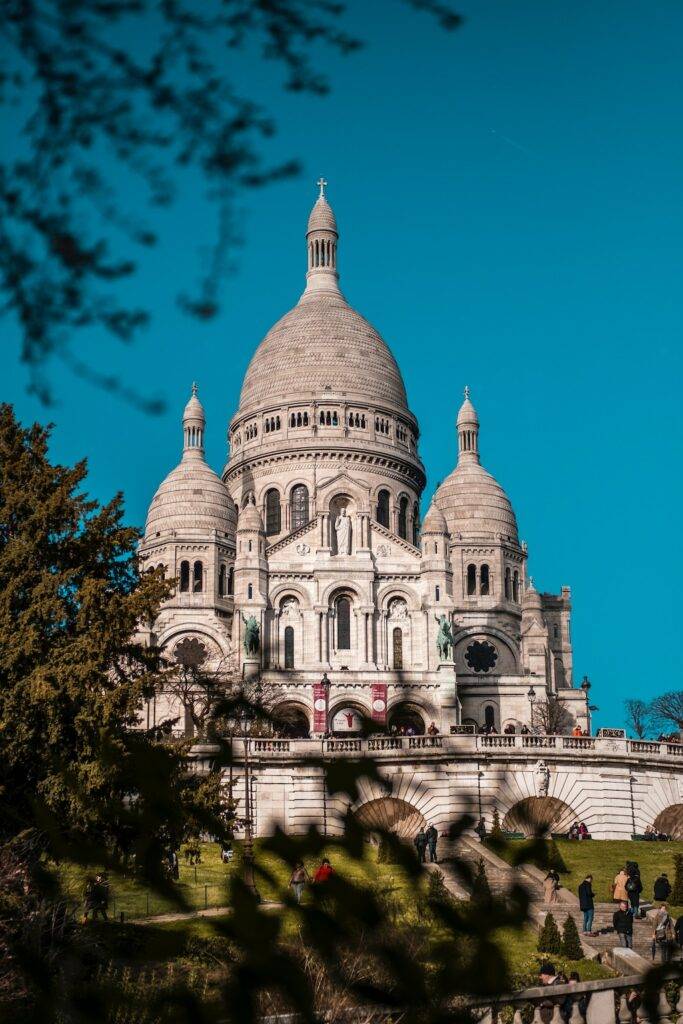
[371,683,387,724]
[313,682,328,734]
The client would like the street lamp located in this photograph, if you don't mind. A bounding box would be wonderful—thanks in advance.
[227,706,260,901]
[527,685,536,733]
[580,676,592,735]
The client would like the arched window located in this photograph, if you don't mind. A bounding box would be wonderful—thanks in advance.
[193,560,203,593]
[218,564,226,597]
[290,484,309,530]
[484,705,496,730]
[480,564,490,596]
[336,596,351,650]
[248,582,253,599]
[393,627,403,669]
[227,566,234,595]
[554,624,559,639]
[513,571,519,602]
[179,560,190,593]
[505,567,511,599]
[332,411,338,425]
[320,411,325,425]
[435,585,440,601]
[467,564,477,596]
[265,489,281,535]
[412,503,420,546]
[376,489,390,528]
[398,496,408,539]
[284,626,295,669]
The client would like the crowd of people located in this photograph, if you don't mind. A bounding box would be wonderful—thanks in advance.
[567,821,590,840]
[643,825,672,841]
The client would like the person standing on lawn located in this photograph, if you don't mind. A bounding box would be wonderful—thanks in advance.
[289,861,310,903]
[625,862,643,917]
[313,858,335,884]
[652,903,674,963]
[612,866,630,903]
[578,874,595,935]
[613,900,633,948]
[653,872,672,902]
[414,828,427,863]
[425,824,438,863]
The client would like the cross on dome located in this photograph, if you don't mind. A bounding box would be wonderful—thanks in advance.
[192,381,199,396]
[317,177,328,198]
[464,385,470,400]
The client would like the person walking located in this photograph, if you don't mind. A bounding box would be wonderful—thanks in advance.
[313,858,335,884]
[578,874,595,935]
[613,900,633,948]
[625,862,642,917]
[543,869,560,904]
[289,861,310,903]
[425,824,438,863]
[414,828,427,864]
[652,903,674,962]
[654,873,672,902]
[612,866,630,903]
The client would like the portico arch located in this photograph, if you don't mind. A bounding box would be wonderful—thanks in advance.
[654,805,683,840]
[272,701,310,739]
[388,701,426,735]
[502,796,576,836]
[352,797,426,839]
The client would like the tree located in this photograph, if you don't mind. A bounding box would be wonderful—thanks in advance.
[472,858,492,906]
[650,692,683,734]
[1,1,462,407]
[672,854,683,906]
[491,807,503,840]
[537,912,563,955]
[531,694,573,735]
[624,699,652,739]
[561,914,583,960]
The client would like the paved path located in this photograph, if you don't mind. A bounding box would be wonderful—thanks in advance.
[129,901,282,926]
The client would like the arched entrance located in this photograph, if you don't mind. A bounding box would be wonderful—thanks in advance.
[330,705,365,736]
[272,703,310,739]
[654,805,683,840]
[353,797,426,839]
[388,703,425,736]
[502,796,575,836]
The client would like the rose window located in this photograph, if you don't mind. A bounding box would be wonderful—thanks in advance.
[465,640,498,674]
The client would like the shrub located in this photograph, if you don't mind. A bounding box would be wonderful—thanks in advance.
[538,912,563,954]
[561,914,583,960]
[491,807,503,840]
[427,868,453,907]
[472,858,492,906]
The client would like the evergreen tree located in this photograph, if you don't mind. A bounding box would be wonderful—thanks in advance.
[537,912,563,954]
[0,405,218,872]
[561,914,583,960]
[472,858,492,906]
[491,807,503,840]
[672,854,683,905]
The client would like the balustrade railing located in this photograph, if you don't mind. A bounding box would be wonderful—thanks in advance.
[562,736,596,750]
[630,741,661,754]
[480,735,516,748]
[326,739,362,753]
[522,735,556,749]
[252,739,291,753]
[408,736,442,749]
[368,737,403,751]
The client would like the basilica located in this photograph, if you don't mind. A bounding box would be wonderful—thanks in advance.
[139,184,588,740]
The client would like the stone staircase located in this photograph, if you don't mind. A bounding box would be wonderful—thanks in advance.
[430,835,665,970]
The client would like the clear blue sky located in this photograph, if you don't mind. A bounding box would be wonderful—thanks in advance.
[4,1,683,728]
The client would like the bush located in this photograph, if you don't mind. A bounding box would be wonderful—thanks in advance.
[491,808,503,840]
[472,859,492,906]
[672,854,683,906]
[561,914,583,960]
[538,912,563,954]
[427,868,453,908]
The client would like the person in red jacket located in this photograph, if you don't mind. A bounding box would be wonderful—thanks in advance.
[313,858,335,884]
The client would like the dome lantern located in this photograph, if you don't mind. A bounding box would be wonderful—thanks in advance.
[183,381,205,458]
[304,178,341,299]
[457,386,479,463]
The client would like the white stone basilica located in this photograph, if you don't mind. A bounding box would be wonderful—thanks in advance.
[139,184,587,740]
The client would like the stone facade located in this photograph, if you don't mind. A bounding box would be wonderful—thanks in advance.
[136,186,683,838]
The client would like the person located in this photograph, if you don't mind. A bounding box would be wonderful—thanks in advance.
[220,842,233,864]
[425,824,438,863]
[474,817,487,842]
[543,869,560,904]
[625,862,642,917]
[90,873,109,922]
[170,849,179,880]
[644,825,654,841]
[427,721,438,736]
[568,823,580,840]
[654,872,672,902]
[521,724,530,735]
[289,860,310,903]
[613,900,633,948]
[612,866,630,903]
[652,903,674,962]
[578,822,589,840]
[538,961,566,1024]
[674,912,683,950]
[578,874,595,935]
[313,858,335,884]
[414,828,427,863]
[572,724,583,737]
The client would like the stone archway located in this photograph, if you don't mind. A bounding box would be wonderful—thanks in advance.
[503,796,575,836]
[353,797,426,839]
[654,805,683,840]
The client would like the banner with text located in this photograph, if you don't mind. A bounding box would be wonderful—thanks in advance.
[371,683,388,724]
[313,682,328,733]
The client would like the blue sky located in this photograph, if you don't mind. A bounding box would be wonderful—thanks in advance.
[4,1,683,728]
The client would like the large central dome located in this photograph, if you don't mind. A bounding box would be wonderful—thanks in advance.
[237,189,409,416]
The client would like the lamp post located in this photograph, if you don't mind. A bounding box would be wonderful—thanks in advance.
[580,676,592,735]
[629,773,637,836]
[228,707,260,900]
[527,685,536,733]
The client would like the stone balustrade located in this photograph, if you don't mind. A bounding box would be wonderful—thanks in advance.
[232,734,683,763]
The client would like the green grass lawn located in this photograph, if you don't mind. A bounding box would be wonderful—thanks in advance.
[51,839,420,920]
[499,839,683,912]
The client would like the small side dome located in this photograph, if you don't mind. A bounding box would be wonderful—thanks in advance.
[307,179,337,234]
[237,496,264,533]
[422,502,448,534]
